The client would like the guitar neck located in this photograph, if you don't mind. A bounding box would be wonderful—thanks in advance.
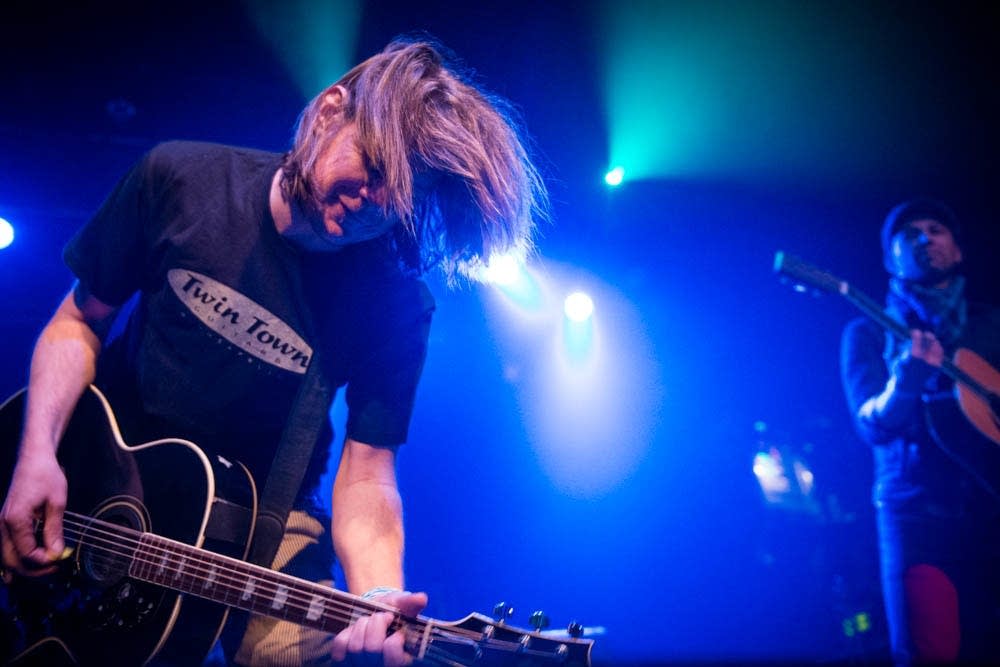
[58,507,593,666]
[128,529,419,641]
[840,284,910,341]
[841,284,994,402]
[774,252,995,403]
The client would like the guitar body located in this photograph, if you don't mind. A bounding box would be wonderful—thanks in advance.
[923,348,1000,502]
[0,386,257,666]
[954,348,1000,445]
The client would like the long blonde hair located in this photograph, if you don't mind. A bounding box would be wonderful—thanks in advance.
[281,38,547,278]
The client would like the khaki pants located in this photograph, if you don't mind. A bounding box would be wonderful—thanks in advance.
[224,510,336,666]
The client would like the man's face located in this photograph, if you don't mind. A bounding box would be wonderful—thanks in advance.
[293,120,396,249]
[889,217,962,284]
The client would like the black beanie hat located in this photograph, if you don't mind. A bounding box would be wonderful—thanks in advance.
[881,198,961,272]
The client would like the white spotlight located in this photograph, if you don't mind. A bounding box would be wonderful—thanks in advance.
[564,291,594,322]
[482,253,522,286]
[0,217,13,249]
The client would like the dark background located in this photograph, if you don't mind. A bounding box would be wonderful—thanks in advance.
[1,1,998,663]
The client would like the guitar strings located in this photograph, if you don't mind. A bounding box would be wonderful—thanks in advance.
[57,513,557,662]
[55,512,563,661]
[56,513,563,664]
[57,511,414,632]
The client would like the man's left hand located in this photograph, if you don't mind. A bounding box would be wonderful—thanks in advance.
[331,590,428,666]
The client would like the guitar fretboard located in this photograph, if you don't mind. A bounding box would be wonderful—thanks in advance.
[129,532,405,637]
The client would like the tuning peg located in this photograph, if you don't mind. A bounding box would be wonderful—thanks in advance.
[492,601,514,624]
[529,610,550,631]
[566,621,584,638]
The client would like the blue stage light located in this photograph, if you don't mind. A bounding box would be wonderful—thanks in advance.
[562,292,596,364]
[0,217,14,249]
[484,254,543,311]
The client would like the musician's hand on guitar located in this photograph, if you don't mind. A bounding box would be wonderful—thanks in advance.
[908,329,945,368]
[331,589,428,666]
[0,450,68,579]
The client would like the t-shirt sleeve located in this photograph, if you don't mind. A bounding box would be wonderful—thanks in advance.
[344,279,435,447]
[62,145,171,307]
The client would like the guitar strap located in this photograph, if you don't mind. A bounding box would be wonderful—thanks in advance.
[246,259,332,569]
[247,355,331,567]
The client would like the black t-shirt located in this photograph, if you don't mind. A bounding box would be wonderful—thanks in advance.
[64,141,435,489]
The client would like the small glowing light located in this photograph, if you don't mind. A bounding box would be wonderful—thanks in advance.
[604,166,625,187]
[753,451,790,498]
[842,612,872,637]
[855,612,871,633]
[793,461,814,494]
[482,253,522,286]
[793,283,808,293]
[564,291,594,322]
[0,218,13,249]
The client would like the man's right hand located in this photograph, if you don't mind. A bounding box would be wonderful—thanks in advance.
[892,329,945,390]
[906,329,945,367]
[0,285,112,582]
[0,450,68,579]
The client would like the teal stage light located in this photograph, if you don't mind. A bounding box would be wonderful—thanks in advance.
[604,166,625,187]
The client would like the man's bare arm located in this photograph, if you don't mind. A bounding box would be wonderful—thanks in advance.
[0,283,116,575]
[330,437,427,666]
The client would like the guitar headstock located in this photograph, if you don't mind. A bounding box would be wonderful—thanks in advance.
[773,251,847,296]
[421,611,594,666]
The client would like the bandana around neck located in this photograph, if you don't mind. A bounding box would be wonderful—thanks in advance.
[885,275,967,356]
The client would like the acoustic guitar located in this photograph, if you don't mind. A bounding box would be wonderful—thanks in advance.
[774,251,1000,501]
[0,386,594,666]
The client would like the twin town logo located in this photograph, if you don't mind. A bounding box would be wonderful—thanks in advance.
[168,269,312,374]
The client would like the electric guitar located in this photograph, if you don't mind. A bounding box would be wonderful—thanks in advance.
[0,386,594,666]
[774,251,1000,500]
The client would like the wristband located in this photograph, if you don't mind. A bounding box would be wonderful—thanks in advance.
[361,586,402,600]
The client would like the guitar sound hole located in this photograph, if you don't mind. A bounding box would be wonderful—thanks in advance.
[79,499,148,586]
